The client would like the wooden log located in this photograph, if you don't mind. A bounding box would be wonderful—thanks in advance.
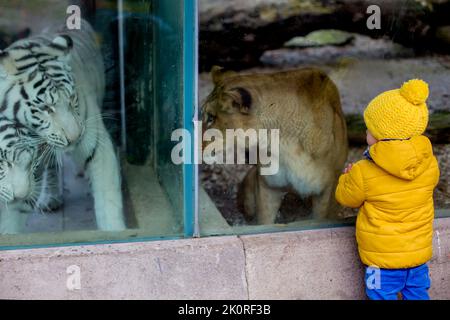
[426,111,450,144]
[346,111,450,145]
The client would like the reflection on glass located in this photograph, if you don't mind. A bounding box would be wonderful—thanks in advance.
[0,0,185,247]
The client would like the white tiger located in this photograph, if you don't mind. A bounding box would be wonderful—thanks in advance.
[0,20,125,231]
[0,116,58,234]
[0,118,37,204]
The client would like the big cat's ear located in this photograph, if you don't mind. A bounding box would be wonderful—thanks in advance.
[211,65,237,85]
[51,35,73,62]
[226,87,253,115]
[0,50,17,77]
[52,35,73,52]
[211,66,225,84]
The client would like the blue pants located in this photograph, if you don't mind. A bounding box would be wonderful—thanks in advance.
[365,264,431,300]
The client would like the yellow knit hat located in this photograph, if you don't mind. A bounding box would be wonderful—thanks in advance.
[364,79,430,140]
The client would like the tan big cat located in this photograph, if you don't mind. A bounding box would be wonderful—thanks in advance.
[202,67,348,224]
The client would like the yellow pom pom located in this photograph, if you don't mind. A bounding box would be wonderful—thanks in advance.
[400,79,429,105]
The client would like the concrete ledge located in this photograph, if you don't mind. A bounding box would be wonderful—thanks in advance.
[241,227,365,300]
[0,219,449,300]
[0,237,248,300]
[241,218,450,300]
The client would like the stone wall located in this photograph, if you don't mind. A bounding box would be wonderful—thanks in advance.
[1,218,449,300]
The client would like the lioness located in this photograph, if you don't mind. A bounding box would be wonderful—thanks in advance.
[202,67,348,224]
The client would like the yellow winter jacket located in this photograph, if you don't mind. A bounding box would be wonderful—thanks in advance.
[335,136,440,269]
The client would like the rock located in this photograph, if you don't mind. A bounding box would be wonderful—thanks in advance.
[262,34,414,66]
[199,0,446,70]
[200,0,332,30]
[284,30,355,48]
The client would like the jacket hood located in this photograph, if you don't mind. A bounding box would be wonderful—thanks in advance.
[369,135,433,181]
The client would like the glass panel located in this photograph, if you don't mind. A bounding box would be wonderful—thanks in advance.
[198,0,450,236]
[153,0,184,228]
[0,0,187,248]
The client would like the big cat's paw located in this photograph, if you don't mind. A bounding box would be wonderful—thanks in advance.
[37,195,63,212]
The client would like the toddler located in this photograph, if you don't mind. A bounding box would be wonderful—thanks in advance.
[335,79,440,300]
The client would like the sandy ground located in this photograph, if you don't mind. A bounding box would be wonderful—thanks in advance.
[201,143,450,225]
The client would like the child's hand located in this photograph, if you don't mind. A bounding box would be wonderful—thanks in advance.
[344,163,353,174]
